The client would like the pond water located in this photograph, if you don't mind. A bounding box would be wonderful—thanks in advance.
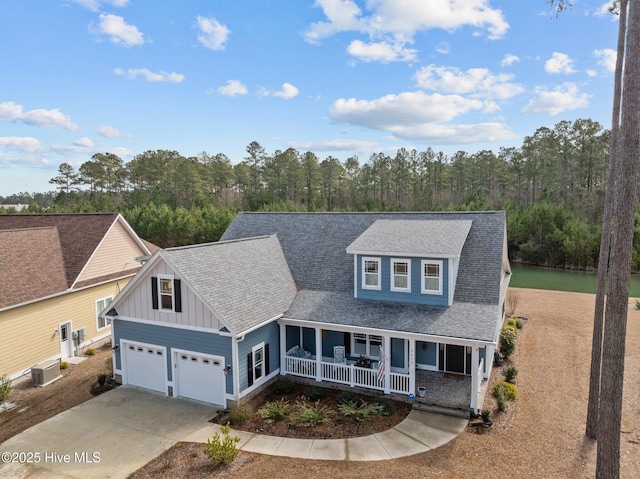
[509,263,640,297]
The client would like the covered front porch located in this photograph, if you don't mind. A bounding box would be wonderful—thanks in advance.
[279,320,491,412]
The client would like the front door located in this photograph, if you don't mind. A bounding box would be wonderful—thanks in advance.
[59,322,73,359]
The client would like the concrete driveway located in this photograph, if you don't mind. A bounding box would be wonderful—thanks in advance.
[0,386,217,479]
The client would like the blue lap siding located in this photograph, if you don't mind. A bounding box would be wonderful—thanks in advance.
[238,321,280,392]
[113,320,234,394]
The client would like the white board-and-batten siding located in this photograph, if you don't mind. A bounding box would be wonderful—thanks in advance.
[117,260,224,331]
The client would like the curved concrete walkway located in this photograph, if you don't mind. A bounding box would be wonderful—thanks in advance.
[182,410,468,461]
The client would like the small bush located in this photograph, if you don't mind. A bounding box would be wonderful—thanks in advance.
[337,390,361,405]
[203,423,240,467]
[228,402,252,426]
[507,316,523,330]
[636,299,640,310]
[60,362,69,370]
[291,401,333,427]
[0,375,11,402]
[499,326,517,358]
[494,383,508,412]
[372,397,396,416]
[303,386,327,401]
[494,381,518,401]
[480,409,491,422]
[257,399,291,424]
[272,379,296,395]
[85,348,96,356]
[502,365,518,383]
[98,373,107,387]
[338,399,384,422]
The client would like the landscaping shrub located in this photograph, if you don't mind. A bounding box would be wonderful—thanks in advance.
[337,390,361,406]
[494,383,508,412]
[203,423,240,467]
[494,381,518,401]
[272,379,296,395]
[228,402,252,425]
[257,399,290,424]
[291,401,333,427]
[507,316,524,330]
[85,348,96,356]
[480,409,491,422]
[60,362,69,370]
[303,386,327,401]
[98,373,107,387]
[502,365,518,383]
[338,399,384,423]
[0,375,11,402]
[372,397,396,416]
[499,326,517,358]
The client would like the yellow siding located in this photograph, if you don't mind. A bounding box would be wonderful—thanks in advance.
[0,278,131,379]
[77,220,146,283]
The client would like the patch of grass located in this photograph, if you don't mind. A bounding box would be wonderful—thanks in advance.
[0,374,11,402]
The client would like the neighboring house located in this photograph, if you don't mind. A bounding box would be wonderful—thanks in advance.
[0,213,155,381]
[105,212,510,413]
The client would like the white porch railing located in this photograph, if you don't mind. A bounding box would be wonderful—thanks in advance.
[285,356,410,394]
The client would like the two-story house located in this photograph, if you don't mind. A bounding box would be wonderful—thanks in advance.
[104,211,510,413]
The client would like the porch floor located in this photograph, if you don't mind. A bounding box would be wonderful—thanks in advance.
[413,370,471,410]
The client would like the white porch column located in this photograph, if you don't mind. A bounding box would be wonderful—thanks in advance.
[279,324,287,376]
[315,328,322,382]
[470,345,480,412]
[485,344,495,379]
[383,335,391,394]
[408,338,416,396]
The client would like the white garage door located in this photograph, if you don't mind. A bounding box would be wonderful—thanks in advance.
[175,351,226,407]
[123,342,166,394]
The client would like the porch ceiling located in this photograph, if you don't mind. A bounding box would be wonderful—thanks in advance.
[285,290,500,342]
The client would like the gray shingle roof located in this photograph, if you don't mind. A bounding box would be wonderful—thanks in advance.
[287,290,500,342]
[346,219,472,257]
[221,211,506,304]
[162,235,297,335]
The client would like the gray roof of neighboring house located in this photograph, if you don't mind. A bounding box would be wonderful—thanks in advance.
[221,211,506,305]
[286,290,500,342]
[346,219,472,257]
[161,235,297,335]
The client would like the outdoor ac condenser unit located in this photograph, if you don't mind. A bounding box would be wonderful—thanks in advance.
[31,359,62,387]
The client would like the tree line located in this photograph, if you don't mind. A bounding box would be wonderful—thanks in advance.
[2,117,634,269]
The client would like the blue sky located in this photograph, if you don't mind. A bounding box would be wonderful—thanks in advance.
[0,0,620,196]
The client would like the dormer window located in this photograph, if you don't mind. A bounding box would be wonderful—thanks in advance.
[362,257,381,290]
[422,260,442,295]
[391,259,411,292]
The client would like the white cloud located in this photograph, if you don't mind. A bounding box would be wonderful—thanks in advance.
[288,139,378,152]
[273,83,299,99]
[0,136,44,153]
[0,101,79,130]
[387,122,518,144]
[501,54,520,67]
[593,48,616,73]
[347,40,417,63]
[304,0,509,63]
[435,42,450,55]
[414,65,524,100]
[92,13,144,47]
[330,91,485,128]
[217,80,248,96]
[74,137,94,148]
[71,0,129,12]
[522,82,590,115]
[114,68,185,83]
[545,52,576,74]
[96,125,129,137]
[196,16,231,51]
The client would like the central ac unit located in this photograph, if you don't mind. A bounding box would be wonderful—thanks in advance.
[32,359,62,387]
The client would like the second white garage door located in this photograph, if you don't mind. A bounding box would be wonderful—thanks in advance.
[174,350,226,407]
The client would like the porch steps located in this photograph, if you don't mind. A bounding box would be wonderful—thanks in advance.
[411,401,471,419]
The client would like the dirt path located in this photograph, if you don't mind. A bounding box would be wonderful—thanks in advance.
[219,288,640,479]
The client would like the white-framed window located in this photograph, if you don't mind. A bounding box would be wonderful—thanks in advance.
[421,260,443,294]
[252,342,265,384]
[96,296,113,331]
[362,257,381,290]
[352,333,383,358]
[391,259,411,292]
[158,274,174,311]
